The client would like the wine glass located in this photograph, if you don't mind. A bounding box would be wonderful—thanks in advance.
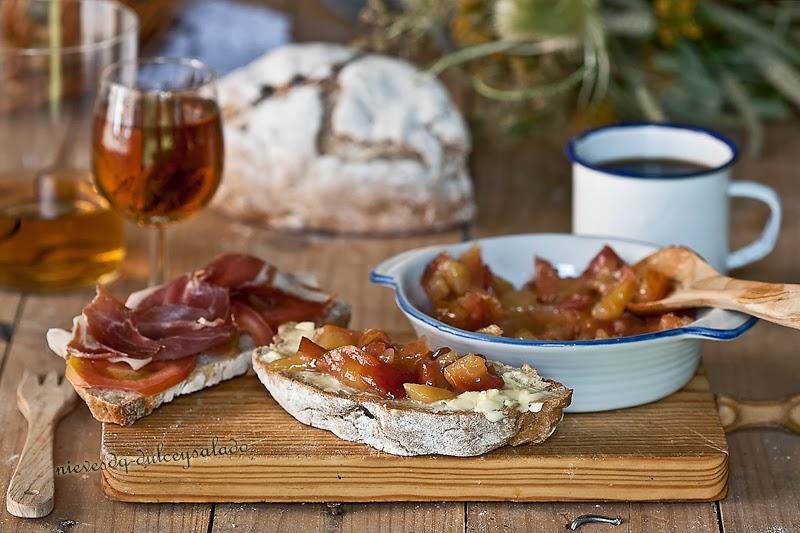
[92,57,223,285]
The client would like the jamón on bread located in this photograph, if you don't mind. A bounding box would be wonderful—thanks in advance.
[253,322,572,456]
[49,301,350,426]
[47,254,350,426]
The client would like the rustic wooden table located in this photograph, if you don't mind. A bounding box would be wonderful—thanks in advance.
[1,3,798,531]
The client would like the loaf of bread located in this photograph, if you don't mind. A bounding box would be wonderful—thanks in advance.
[215,43,475,234]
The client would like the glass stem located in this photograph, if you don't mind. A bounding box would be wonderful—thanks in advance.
[149,225,167,286]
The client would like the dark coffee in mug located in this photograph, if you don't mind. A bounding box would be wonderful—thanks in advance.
[568,123,781,272]
[596,157,711,177]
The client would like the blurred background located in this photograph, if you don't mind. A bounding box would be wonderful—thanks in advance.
[124,0,798,283]
[138,0,800,157]
[2,0,797,287]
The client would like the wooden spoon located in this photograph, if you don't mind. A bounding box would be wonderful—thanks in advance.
[6,370,76,518]
[627,246,800,330]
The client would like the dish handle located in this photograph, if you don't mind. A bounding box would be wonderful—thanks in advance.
[370,249,422,287]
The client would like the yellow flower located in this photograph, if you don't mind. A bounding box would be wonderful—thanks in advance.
[655,0,703,46]
[451,0,494,45]
[457,0,485,13]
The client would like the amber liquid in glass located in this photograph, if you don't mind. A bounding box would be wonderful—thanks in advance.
[92,95,223,225]
[0,170,125,290]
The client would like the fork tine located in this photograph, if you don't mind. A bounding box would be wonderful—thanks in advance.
[17,370,40,395]
[43,370,59,387]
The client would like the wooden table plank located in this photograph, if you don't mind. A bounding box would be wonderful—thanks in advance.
[213,503,326,532]
[334,503,465,533]
[703,310,800,528]
[214,502,465,533]
[330,503,465,533]
[0,292,23,370]
[465,502,622,533]
[627,503,722,533]
[466,502,721,533]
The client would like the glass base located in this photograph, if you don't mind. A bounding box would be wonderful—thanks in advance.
[0,170,126,292]
[0,252,124,292]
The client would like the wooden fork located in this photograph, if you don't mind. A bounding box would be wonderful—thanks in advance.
[6,370,76,518]
[627,246,800,330]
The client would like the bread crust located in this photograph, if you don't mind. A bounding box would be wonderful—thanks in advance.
[253,354,571,457]
[71,351,252,426]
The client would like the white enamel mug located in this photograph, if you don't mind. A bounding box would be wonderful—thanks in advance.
[568,123,781,272]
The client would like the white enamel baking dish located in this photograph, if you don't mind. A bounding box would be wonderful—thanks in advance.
[370,234,755,412]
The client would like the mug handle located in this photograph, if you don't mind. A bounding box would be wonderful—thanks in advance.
[727,181,782,271]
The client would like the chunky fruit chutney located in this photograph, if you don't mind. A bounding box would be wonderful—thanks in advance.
[421,244,694,340]
[266,326,504,401]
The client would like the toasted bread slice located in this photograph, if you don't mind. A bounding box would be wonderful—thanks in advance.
[73,351,252,426]
[253,323,572,456]
[53,301,351,426]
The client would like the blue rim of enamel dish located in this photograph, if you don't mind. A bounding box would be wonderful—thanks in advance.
[565,121,740,179]
[369,272,757,348]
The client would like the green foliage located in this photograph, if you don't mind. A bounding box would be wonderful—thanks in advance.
[359,0,800,153]
[494,0,593,40]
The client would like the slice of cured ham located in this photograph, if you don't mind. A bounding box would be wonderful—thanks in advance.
[201,253,271,288]
[132,274,230,319]
[82,287,163,358]
[49,254,336,368]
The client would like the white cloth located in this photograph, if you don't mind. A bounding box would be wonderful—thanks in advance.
[155,0,291,75]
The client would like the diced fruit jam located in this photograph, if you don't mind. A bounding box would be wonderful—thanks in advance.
[403,383,455,402]
[267,325,505,401]
[421,244,694,340]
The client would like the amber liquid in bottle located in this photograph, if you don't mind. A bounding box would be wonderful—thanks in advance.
[0,170,125,291]
[92,95,223,226]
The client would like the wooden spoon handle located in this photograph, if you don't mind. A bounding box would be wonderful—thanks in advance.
[718,394,800,434]
[696,278,800,330]
[6,417,56,518]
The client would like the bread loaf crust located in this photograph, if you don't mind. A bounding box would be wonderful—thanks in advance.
[216,43,475,234]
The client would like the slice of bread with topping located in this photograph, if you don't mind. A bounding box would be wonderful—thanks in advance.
[49,301,351,426]
[253,322,572,456]
[72,351,251,426]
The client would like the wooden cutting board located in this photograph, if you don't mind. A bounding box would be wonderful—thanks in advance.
[100,369,728,503]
